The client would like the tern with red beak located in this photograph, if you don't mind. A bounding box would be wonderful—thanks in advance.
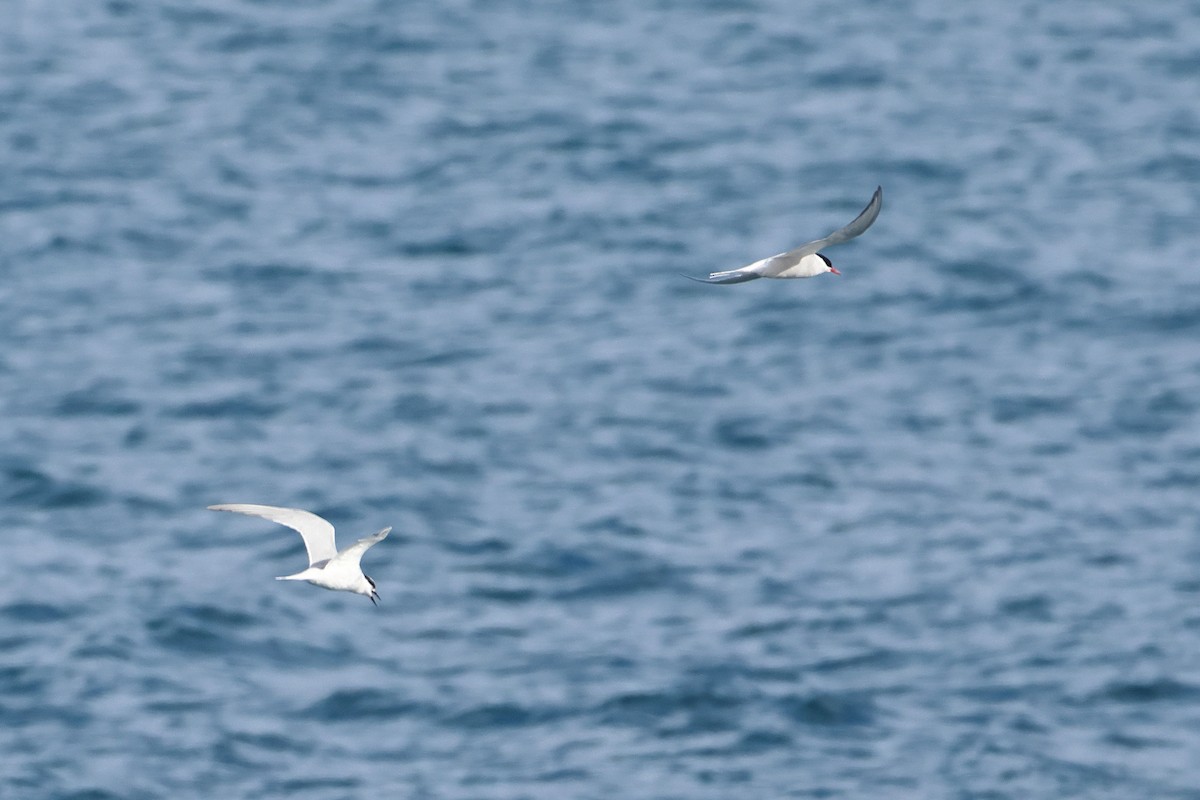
[208,503,388,605]
[684,186,882,285]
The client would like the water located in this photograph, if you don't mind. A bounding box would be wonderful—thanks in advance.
[3,1,1200,797]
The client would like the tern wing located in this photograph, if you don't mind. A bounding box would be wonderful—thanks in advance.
[764,185,883,273]
[680,271,762,284]
[334,527,391,570]
[208,503,338,566]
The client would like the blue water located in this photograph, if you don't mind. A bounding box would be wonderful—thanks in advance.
[4,1,1200,797]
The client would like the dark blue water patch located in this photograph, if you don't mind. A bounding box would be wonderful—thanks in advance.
[1127,304,1200,334]
[398,234,481,258]
[809,65,887,90]
[471,544,596,579]
[712,416,777,451]
[643,376,729,398]
[926,277,1047,316]
[390,393,448,423]
[0,188,118,213]
[435,535,511,557]
[446,701,560,730]
[1061,270,1115,294]
[774,470,838,490]
[43,78,130,116]
[957,684,1036,705]
[210,736,269,770]
[552,555,693,601]
[997,594,1055,621]
[937,259,1034,287]
[52,790,132,800]
[175,190,251,224]
[347,334,417,355]
[1139,154,1200,182]
[325,23,438,55]
[1,601,77,624]
[145,605,257,655]
[579,514,646,538]
[252,636,361,669]
[0,466,107,509]
[470,543,694,600]
[264,778,361,795]
[73,632,136,661]
[808,649,906,675]
[991,394,1075,424]
[205,261,350,291]
[594,687,743,732]
[0,665,46,698]
[834,328,895,349]
[1102,730,1173,750]
[164,394,283,421]
[593,437,688,463]
[214,24,293,54]
[116,226,193,263]
[143,697,217,716]
[1096,677,1200,704]
[1143,469,1200,489]
[736,728,794,754]
[383,346,491,370]
[1,700,90,729]
[895,410,950,434]
[1146,47,1200,77]
[1108,389,1196,437]
[778,691,877,729]
[467,586,537,603]
[55,383,141,417]
[222,731,314,758]
[302,688,432,722]
[727,618,797,640]
[534,768,592,784]
[412,453,484,480]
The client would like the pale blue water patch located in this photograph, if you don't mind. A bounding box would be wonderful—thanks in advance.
[3,1,1200,798]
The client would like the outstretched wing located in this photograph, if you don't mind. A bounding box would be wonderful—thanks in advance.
[208,503,338,566]
[684,186,882,284]
[335,527,391,569]
[775,185,882,265]
[680,271,763,285]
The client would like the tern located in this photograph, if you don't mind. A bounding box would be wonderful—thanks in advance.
[684,186,882,284]
[208,503,389,605]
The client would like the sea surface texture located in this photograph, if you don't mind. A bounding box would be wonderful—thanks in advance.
[4,1,1200,798]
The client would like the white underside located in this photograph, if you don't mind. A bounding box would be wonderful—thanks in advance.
[759,252,827,279]
[277,560,371,595]
[709,252,826,281]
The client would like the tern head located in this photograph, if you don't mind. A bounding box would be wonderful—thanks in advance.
[363,574,380,606]
[816,253,841,276]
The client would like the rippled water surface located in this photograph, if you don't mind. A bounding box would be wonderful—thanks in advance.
[4,1,1200,798]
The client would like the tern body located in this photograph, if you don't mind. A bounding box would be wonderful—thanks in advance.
[208,503,389,604]
[686,186,882,284]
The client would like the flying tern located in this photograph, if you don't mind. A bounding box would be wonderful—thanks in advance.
[208,503,389,605]
[685,186,882,284]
